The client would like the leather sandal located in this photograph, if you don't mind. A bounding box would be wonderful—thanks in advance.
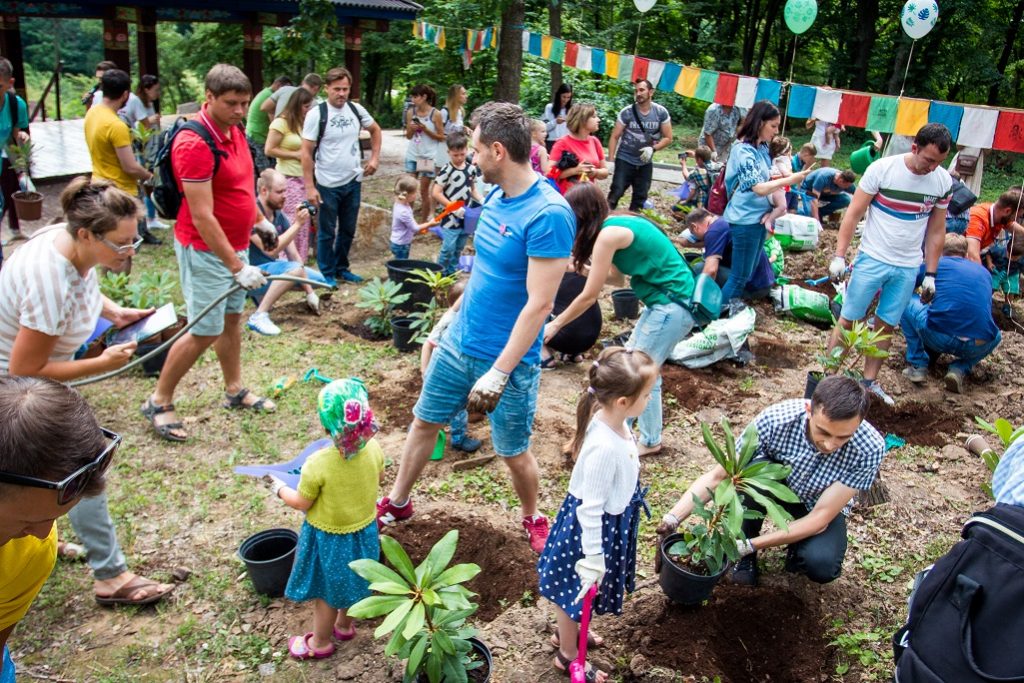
[224,388,276,413]
[141,397,187,442]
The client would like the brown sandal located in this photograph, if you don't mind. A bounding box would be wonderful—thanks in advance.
[95,575,176,607]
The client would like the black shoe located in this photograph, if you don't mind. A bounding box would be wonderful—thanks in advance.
[140,228,162,246]
[731,552,759,586]
[451,436,482,453]
[601,331,632,348]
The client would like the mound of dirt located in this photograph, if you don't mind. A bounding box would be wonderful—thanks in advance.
[752,337,811,369]
[661,364,758,413]
[383,512,538,622]
[867,400,964,447]
[619,585,831,682]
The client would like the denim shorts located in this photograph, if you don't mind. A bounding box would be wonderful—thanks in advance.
[404,159,436,179]
[840,251,919,326]
[413,327,540,457]
[175,241,248,336]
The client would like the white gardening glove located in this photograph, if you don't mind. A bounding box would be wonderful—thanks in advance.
[920,275,936,304]
[574,554,606,603]
[711,150,719,162]
[657,512,680,535]
[253,218,279,251]
[427,307,457,345]
[829,256,848,283]
[466,366,510,414]
[261,474,287,498]
[234,264,268,290]
[455,207,466,219]
[736,538,756,558]
[639,146,654,164]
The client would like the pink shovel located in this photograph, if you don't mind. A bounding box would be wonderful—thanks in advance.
[570,585,598,683]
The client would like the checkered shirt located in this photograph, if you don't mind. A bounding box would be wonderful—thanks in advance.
[993,438,1024,507]
[745,399,885,516]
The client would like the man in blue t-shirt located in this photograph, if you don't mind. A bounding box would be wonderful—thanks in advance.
[901,233,1001,394]
[801,167,856,223]
[0,57,31,239]
[378,102,576,554]
[684,208,775,298]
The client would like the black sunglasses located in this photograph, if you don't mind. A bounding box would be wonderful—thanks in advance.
[0,428,121,505]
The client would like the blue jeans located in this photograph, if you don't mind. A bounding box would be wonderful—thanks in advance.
[438,227,468,275]
[67,492,128,580]
[390,242,410,260]
[818,192,851,218]
[947,213,968,234]
[451,409,469,443]
[316,179,362,279]
[720,222,766,303]
[626,302,695,447]
[901,297,1001,374]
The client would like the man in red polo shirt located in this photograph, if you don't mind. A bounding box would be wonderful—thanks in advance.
[966,188,1022,266]
[141,64,279,442]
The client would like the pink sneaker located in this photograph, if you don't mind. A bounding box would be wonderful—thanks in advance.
[376,497,414,529]
[522,515,550,554]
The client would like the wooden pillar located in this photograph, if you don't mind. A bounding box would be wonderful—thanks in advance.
[102,8,131,71]
[137,8,158,78]
[0,14,27,100]
[242,16,264,93]
[344,25,362,100]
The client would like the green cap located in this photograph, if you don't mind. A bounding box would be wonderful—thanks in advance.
[317,378,378,457]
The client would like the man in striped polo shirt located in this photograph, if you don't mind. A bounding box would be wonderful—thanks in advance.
[828,123,953,405]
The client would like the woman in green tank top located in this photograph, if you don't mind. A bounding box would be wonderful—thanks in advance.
[544,184,696,454]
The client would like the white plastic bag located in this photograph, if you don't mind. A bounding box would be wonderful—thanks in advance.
[668,306,757,368]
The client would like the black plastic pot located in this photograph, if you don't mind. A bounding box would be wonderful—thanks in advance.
[658,533,728,606]
[392,317,419,352]
[387,259,442,312]
[238,528,298,598]
[136,342,169,377]
[416,637,492,682]
[804,371,824,400]
[611,288,641,320]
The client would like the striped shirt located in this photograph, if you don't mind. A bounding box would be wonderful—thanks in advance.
[0,225,102,372]
[746,399,885,516]
[993,438,1024,507]
[858,153,952,268]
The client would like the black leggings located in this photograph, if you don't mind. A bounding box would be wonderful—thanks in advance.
[547,272,602,356]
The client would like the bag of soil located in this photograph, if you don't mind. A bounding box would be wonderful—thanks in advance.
[772,285,833,325]
[667,305,756,368]
[773,215,822,252]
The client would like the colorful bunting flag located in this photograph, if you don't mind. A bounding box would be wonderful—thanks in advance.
[590,48,605,75]
[714,73,738,106]
[659,62,682,93]
[618,54,635,81]
[677,66,699,98]
[837,93,870,128]
[787,85,816,118]
[694,70,719,102]
[647,60,666,90]
[577,45,592,72]
[755,78,781,105]
[632,57,649,83]
[521,30,530,53]
[540,35,553,60]
[927,102,963,141]
[564,41,579,68]
[993,111,1024,153]
[734,76,758,109]
[604,51,619,79]
[958,107,999,148]
[528,32,541,56]
[895,98,930,136]
[866,95,898,133]
[811,88,842,123]
[549,38,566,63]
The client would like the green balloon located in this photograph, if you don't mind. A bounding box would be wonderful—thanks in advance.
[784,0,818,34]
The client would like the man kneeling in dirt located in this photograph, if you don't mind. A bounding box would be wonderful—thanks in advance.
[657,376,885,586]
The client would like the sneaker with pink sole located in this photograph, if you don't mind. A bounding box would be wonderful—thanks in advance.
[376,496,414,529]
[522,515,550,553]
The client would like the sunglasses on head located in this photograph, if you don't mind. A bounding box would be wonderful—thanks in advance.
[0,428,121,505]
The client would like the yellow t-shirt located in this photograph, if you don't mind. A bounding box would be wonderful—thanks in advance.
[298,439,384,534]
[0,524,57,632]
[268,117,303,178]
[83,104,137,194]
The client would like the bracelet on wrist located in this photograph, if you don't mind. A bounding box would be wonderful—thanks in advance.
[924,271,937,278]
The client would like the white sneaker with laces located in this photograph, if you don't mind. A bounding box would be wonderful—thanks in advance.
[863,380,894,406]
[306,292,321,316]
[247,311,281,336]
[147,218,170,230]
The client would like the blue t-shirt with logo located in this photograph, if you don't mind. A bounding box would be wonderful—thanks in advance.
[922,256,1000,342]
[704,217,775,292]
[449,178,575,364]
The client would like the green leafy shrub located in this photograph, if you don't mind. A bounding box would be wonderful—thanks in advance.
[100,271,176,309]
[816,319,889,379]
[356,278,411,337]
[348,530,483,683]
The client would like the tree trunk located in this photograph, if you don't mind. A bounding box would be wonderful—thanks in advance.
[753,0,782,77]
[886,40,910,95]
[549,0,563,100]
[988,0,1024,105]
[495,0,525,102]
[850,0,879,90]
[741,0,762,75]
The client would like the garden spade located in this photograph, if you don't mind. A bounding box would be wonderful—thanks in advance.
[571,585,598,683]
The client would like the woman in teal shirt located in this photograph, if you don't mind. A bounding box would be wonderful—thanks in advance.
[722,101,812,303]
[544,183,695,455]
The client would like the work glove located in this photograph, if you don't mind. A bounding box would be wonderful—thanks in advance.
[639,146,654,164]
[253,219,279,251]
[455,207,466,219]
[920,275,936,304]
[261,474,287,498]
[466,366,510,414]
[574,554,606,603]
[234,265,268,290]
[656,512,680,536]
[828,256,848,283]
[711,150,719,162]
[736,538,756,558]
[427,307,457,345]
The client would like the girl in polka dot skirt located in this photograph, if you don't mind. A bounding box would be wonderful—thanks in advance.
[537,347,657,682]
[264,378,384,661]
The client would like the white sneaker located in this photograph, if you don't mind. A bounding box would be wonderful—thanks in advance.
[306,292,321,316]
[862,380,895,406]
[246,311,281,336]
[147,218,170,230]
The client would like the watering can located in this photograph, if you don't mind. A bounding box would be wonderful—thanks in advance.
[850,140,880,174]
[570,585,598,683]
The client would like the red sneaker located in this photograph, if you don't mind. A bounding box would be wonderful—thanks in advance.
[376,497,414,529]
[522,515,550,554]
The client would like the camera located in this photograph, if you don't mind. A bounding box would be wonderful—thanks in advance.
[299,200,318,217]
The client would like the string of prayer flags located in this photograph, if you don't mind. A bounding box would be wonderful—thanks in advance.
[676,66,700,98]
[754,78,782,105]
[958,107,999,148]
[837,93,871,128]
[694,70,719,102]
[714,73,739,106]
[993,111,1024,153]
[787,84,817,118]
[895,98,930,136]
[734,76,759,109]
[618,55,635,82]
[927,102,963,142]
[659,62,682,93]
[866,96,898,133]
[811,88,842,123]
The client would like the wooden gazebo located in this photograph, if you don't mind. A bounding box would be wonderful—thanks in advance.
[0,0,422,101]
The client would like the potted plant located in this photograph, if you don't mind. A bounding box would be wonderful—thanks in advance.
[401,269,459,350]
[968,416,1024,499]
[356,277,411,342]
[6,139,43,221]
[805,319,890,399]
[386,259,444,311]
[659,419,799,605]
[348,529,491,682]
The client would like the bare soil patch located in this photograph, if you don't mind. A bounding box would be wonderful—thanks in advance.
[867,400,964,446]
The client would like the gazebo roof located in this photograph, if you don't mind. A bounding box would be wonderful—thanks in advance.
[11,0,422,23]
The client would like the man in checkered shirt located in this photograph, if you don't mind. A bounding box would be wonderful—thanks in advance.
[658,376,885,586]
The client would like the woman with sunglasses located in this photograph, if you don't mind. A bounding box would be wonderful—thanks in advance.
[0,177,175,607]
[0,377,121,681]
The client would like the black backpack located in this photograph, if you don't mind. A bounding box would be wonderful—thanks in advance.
[315,101,367,161]
[947,177,978,217]
[149,118,226,220]
[893,503,1024,682]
